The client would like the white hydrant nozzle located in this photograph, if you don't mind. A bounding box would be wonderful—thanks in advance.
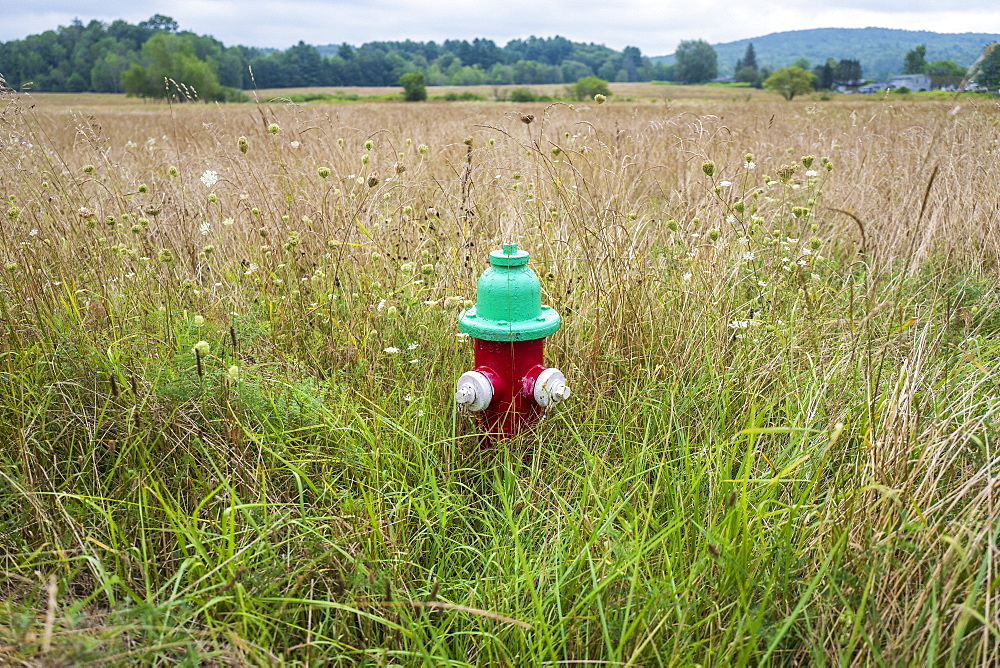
[533,368,570,408]
[455,371,494,412]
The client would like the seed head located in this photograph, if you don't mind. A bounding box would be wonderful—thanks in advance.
[364,139,373,151]
[6,206,20,222]
[801,155,815,169]
[367,174,380,188]
[776,165,797,183]
[317,166,332,179]
[701,160,715,178]
[463,136,474,146]
[82,165,95,174]
[192,340,210,356]
[158,248,175,264]
[361,154,370,165]
[707,228,721,241]
[268,123,280,135]
[237,136,249,154]
[594,93,606,104]
[193,315,205,327]
[138,183,148,194]
[168,166,178,177]
[417,144,429,155]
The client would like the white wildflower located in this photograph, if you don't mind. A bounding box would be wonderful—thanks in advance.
[744,160,756,170]
[200,170,219,188]
[384,347,401,353]
[199,221,211,235]
[805,169,818,177]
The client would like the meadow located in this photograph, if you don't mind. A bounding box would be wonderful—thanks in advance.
[1,83,998,665]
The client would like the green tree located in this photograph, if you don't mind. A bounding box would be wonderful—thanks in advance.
[976,42,1000,89]
[904,44,927,74]
[734,66,759,84]
[763,66,815,100]
[138,14,179,33]
[734,44,759,84]
[735,43,758,72]
[674,39,717,84]
[834,59,863,86]
[925,60,965,88]
[571,75,611,100]
[813,59,836,89]
[399,71,427,101]
[122,32,225,101]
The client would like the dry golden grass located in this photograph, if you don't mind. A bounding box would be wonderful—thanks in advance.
[2,89,998,664]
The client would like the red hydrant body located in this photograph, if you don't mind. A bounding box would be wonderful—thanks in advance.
[456,243,569,439]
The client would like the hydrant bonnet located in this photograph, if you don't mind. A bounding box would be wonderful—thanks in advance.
[458,243,561,341]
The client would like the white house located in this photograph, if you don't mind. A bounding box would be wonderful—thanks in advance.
[888,74,932,91]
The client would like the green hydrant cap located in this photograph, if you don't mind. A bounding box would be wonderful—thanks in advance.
[458,242,561,341]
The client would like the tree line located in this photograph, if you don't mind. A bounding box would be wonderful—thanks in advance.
[4,16,995,102]
[0,15,675,100]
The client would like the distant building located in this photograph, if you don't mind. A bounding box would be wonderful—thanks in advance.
[888,74,932,91]
[856,83,891,94]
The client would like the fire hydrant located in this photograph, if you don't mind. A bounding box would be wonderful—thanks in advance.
[455,242,570,438]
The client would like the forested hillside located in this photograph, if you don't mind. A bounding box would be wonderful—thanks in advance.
[655,27,1000,81]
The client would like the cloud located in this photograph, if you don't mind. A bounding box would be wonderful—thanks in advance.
[1,0,998,56]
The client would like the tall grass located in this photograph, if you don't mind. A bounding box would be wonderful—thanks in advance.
[1,84,998,664]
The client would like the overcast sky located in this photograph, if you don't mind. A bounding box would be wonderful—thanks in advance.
[2,1,999,56]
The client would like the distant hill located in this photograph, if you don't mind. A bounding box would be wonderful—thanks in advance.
[653,28,1000,81]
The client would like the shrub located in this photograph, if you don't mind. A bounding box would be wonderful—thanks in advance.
[571,76,611,101]
[399,71,427,102]
[509,87,539,102]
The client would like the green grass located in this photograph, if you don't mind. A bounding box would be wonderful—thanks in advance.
[1,86,998,664]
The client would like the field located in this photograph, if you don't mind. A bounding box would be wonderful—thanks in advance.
[1,85,999,665]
